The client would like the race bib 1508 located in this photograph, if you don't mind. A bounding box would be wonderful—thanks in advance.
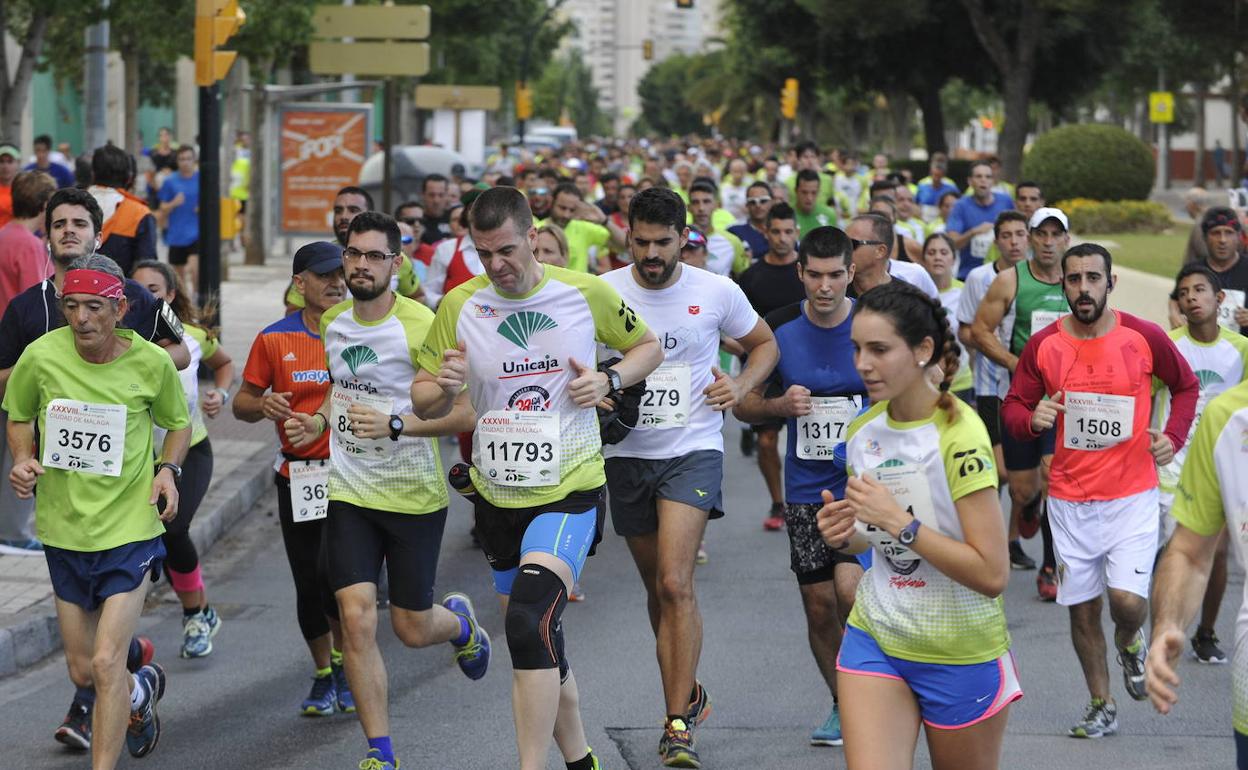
[1063,391,1134,451]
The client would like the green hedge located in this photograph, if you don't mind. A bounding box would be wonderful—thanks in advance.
[1054,198,1173,234]
[1022,124,1155,202]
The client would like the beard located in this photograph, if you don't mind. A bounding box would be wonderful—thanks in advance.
[347,273,387,301]
[1069,291,1108,324]
[634,255,679,286]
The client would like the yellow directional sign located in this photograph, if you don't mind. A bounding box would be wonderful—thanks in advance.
[312,5,430,40]
[309,41,430,77]
[1149,91,1174,124]
[415,85,502,111]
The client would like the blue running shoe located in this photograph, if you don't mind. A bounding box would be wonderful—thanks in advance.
[442,592,490,680]
[332,660,356,713]
[180,606,222,659]
[358,748,399,769]
[300,672,336,716]
[126,664,165,758]
[811,704,843,746]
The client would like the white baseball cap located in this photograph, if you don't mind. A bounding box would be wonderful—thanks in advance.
[1028,206,1069,231]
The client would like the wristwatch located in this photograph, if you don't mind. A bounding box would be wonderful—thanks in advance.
[158,462,182,480]
[898,517,921,546]
[215,387,231,403]
[388,414,404,441]
[603,367,623,392]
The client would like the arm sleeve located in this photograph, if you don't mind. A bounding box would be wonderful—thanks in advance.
[416,293,464,375]
[1001,335,1047,441]
[955,277,982,325]
[583,277,648,350]
[720,280,761,340]
[1136,318,1199,451]
[942,418,999,501]
[241,333,274,389]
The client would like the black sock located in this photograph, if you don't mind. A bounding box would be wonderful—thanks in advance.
[567,750,595,770]
[1041,506,1056,569]
[183,605,202,618]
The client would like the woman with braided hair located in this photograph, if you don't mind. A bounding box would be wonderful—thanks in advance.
[815,280,1018,769]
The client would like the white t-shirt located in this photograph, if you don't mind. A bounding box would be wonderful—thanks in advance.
[957,263,1013,399]
[720,181,750,224]
[887,259,939,298]
[600,264,759,459]
[706,233,737,276]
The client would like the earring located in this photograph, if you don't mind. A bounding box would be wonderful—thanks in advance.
[918,360,927,368]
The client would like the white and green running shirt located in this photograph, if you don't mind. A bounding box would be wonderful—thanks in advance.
[321,295,447,515]
[1154,326,1248,499]
[845,399,1009,665]
[418,265,648,509]
[1170,380,1248,734]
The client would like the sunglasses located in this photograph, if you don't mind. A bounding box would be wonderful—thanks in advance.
[849,238,887,250]
[399,217,420,227]
[684,231,708,247]
[747,197,772,206]
[531,187,550,196]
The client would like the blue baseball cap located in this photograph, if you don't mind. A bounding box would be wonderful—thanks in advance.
[292,241,343,275]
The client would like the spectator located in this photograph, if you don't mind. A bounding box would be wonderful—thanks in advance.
[24,135,75,188]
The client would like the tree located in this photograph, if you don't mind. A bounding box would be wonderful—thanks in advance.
[0,1,65,144]
[635,55,708,137]
[533,52,606,137]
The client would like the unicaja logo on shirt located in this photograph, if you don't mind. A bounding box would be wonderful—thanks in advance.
[341,344,379,375]
[497,311,557,350]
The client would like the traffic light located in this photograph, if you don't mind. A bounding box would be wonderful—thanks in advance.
[780,78,799,120]
[516,83,533,121]
[676,0,694,8]
[642,39,654,60]
[195,0,246,86]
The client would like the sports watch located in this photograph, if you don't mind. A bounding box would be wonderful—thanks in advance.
[603,367,623,392]
[388,415,404,441]
[157,462,182,480]
[898,517,921,546]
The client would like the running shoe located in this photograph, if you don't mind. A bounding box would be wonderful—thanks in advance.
[54,697,91,751]
[126,663,165,758]
[443,592,491,680]
[180,606,222,658]
[1192,629,1228,664]
[1036,566,1058,602]
[695,541,708,565]
[332,660,356,713]
[659,717,700,768]
[358,748,399,769]
[1018,497,1042,540]
[1068,698,1117,738]
[687,681,712,726]
[569,582,586,602]
[810,704,843,746]
[1009,541,1036,570]
[763,503,785,531]
[739,428,754,457]
[1117,631,1149,701]
[127,635,155,673]
[0,537,43,555]
[300,672,337,716]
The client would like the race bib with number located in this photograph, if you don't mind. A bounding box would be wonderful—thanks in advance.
[331,389,395,460]
[477,410,561,487]
[1063,391,1134,450]
[42,399,126,477]
[796,397,860,460]
[1030,309,1064,334]
[289,460,329,522]
[1218,289,1246,331]
[855,464,937,563]
[638,362,690,430]
[970,231,994,259]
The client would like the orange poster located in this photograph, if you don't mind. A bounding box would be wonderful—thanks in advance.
[279,105,371,234]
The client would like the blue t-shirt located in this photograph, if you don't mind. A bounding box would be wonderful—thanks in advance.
[946,191,1013,280]
[24,161,75,189]
[728,222,768,262]
[915,178,960,207]
[159,172,200,247]
[766,300,868,504]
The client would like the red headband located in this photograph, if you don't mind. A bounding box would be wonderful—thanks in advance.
[1202,210,1243,234]
[62,269,125,300]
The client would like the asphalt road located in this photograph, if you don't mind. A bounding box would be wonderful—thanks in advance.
[0,422,1238,769]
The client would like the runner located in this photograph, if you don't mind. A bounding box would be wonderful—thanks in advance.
[418,173,453,244]
[814,279,1018,770]
[87,145,158,276]
[946,161,1014,280]
[233,241,353,716]
[285,186,374,313]
[601,187,777,767]
[546,182,627,273]
[132,260,234,658]
[793,169,839,238]
[1153,264,1248,664]
[156,145,200,293]
[284,213,489,770]
[915,153,960,222]
[687,179,748,277]
[413,186,662,770]
[734,226,868,748]
[1167,207,1248,335]
[726,181,773,260]
[845,213,938,299]
[1001,242,1198,738]
[4,255,189,768]
[971,208,1074,581]
[919,232,973,401]
[1145,377,1248,765]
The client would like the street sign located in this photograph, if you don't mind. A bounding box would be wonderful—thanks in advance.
[309,41,430,77]
[1150,91,1175,124]
[415,85,502,111]
[312,5,430,39]
[278,104,373,234]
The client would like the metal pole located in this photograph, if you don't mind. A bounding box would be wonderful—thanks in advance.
[83,0,110,151]
[198,84,222,326]
[1158,66,1170,191]
[382,78,395,214]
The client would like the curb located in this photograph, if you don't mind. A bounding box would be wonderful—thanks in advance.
[0,443,275,679]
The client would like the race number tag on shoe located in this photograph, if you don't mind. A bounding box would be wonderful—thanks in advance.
[477,410,561,487]
[1218,289,1245,331]
[638,362,690,430]
[289,460,329,522]
[330,389,395,459]
[970,232,994,259]
[1031,309,1064,334]
[855,464,936,563]
[1063,391,1134,450]
[42,399,126,477]
[796,396,860,460]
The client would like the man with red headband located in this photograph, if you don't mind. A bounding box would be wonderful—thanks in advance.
[3,257,191,768]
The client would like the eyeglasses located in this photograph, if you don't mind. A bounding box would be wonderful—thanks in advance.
[849,238,886,250]
[343,247,396,263]
[746,197,772,206]
[399,217,420,227]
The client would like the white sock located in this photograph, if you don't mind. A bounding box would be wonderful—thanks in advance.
[129,673,145,710]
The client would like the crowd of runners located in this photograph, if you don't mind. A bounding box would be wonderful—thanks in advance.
[2,133,1248,770]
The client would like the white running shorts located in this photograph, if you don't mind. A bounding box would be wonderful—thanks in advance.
[1048,487,1160,606]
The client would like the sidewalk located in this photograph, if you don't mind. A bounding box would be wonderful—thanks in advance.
[0,255,296,677]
